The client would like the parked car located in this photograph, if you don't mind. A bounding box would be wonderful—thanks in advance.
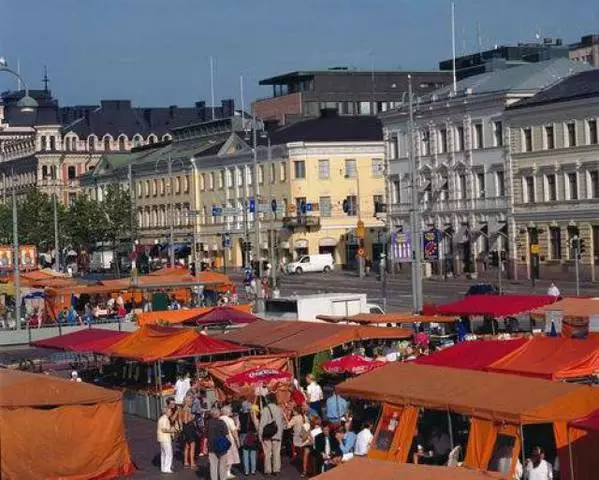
[286,254,334,274]
[465,282,499,297]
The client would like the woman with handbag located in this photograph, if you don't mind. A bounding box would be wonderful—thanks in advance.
[239,400,259,476]
[220,405,240,479]
[286,405,312,477]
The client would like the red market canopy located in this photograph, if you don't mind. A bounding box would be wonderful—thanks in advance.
[183,306,261,326]
[433,295,558,317]
[164,332,249,360]
[225,367,292,386]
[570,410,599,432]
[414,338,529,371]
[323,354,386,375]
[31,328,130,354]
[487,335,599,380]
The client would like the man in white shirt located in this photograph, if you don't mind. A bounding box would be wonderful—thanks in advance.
[354,422,374,456]
[525,446,553,480]
[157,405,175,473]
[305,374,323,416]
[174,372,191,406]
[547,282,560,298]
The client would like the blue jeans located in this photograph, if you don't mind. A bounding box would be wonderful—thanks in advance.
[242,447,256,474]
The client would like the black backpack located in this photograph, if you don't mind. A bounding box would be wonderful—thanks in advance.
[262,405,278,440]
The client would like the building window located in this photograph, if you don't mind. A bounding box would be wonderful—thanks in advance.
[209,172,215,190]
[550,227,562,260]
[421,131,430,156]
[219,170,225,189]
[145,180,150,197]
[440,178,449,200]
[258,165,264,184]
[319,196,332,217]
[270,163,276,183]
[392,180,400,204]
[566,122,577,147]
[456,126,465,151]
[159,179,165,195]
[344,159,357,178]
[545,125,555,149]
[371,158,383,177]
[294,161,305,179]
[152,180,158,196]
[88,136,95,152]
[246,167,253,186]
[476,172,485,198]
[183,175,189,193]
[318,159,330,179]
[280,162,287,182]
[522,128,532,152]
[345,195,358,215]
[236,168,243,187]
[524,176,535,203]
[391,135,400,158]
[567,172,578,200]
[493,121,503,147]
[103,137,111,151]
[200,173,205,191]
[118,136,126,151]
[589,171,599,199]
[67,166,76,180]
[587,119,598,145]
[496,171,505,197]
[373,194,384,214]
[458,174,467,199]
[439,129,448,153]
[295,197,307,215]
[40,136,47,150]
[50,137,56,150]
[546,174,557,201]
[358,101,371,115]
[473,123,483,149]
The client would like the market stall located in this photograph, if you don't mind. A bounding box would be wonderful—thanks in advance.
[0,368,135,479]
[531,297,599,337]
[31,328,130,353]
[136,304,256,327]
[336,362,599,480]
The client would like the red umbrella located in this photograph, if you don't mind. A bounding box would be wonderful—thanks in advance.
[323,354,386,375]
[225,367,292,386]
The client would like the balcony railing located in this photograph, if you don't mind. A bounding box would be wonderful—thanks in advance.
[282,215,321,230]
[390,196,508,216]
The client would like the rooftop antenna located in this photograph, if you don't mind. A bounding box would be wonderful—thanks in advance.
[209,56,215,120]
[16,58,22,90]
[369,49,375,108]
[451,0,457,94]
[240,74,246,132]
[476,21,483,59]
[42,65,49,92]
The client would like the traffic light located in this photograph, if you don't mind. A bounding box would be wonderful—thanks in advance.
[571,237,580,251]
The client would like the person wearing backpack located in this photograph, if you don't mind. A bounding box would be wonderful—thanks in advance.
[259,394,285,476]
[207,407,230,480]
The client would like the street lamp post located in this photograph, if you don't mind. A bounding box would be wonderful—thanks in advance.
[408,75,424,313]
[251,117,264,310]
[0,57,39,329]
[53,185,60,272]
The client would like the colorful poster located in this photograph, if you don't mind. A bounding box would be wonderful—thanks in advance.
[423,229,440,260]
[20,245,37,269]
[392,231,412,263]
[0,247,12,269]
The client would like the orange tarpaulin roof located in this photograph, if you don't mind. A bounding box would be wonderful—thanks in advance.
[217,320,412,357]
[149,266,190,276]
[336,362,599,424]
[487,336,599,380]
[0,369,135,479]
[106,324,246,362]
[136,304,252,326]
[531,297,599,319]
[347,313,458,324]
[314,458,502,480]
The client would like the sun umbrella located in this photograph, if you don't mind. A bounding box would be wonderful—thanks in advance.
[225,367,292,386]
[323,354,386,375]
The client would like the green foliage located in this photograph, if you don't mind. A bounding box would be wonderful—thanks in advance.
[102,184,133,243]
[64,194,106,247]
[311,349,332,383]
[18,190,67,249]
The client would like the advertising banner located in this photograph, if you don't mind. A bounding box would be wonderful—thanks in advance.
[423,229,440,260]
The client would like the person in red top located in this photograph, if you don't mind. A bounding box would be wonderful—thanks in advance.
[117,303,127,318]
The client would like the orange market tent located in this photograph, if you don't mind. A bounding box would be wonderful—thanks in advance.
[216,319,412,357]
[487,335,599,380]
[106,324,247,362]
[531,297,599,337]
[136,304,254,326]
[344,313,458,324]
[336,363,599,480]
[0,369,135,479]
[314,457,501,480]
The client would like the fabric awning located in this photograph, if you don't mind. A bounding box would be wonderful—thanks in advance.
[570,410,599,432]
[433,295,558,317]
[414,338,529,370]
[31,328,130,354]
[316,313,458,325]
[336,362,599,424]
[487,335,599,380]
[216,320,412,357]
[136,305,253,326]
[183,306,260,326]
[531,297,599,320]
[313,457,499,480]
[106,325,246,362]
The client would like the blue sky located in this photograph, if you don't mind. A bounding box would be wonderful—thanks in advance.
[1,0,598,107]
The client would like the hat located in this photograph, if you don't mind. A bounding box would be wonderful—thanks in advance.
[71,370,78,377]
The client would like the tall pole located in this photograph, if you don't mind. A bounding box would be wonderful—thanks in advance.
[451,0,457,94]
[357,164,365,279]
[210,56,216,121]
[11,170,20,330]
[168,155,175,267]
[267,137,277,288]
[574,236,580,296]
[382,132,392,310]
[53,187,60,272]
[252,118,264,308]
[408,75,423,313]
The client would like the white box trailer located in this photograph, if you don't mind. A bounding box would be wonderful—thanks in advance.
[263,293,384,322]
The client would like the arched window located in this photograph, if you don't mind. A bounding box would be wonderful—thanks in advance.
[162,134,172,142]
[145,180,150,197]
[159,179,165,196]
[258,165,264,184]
[67,166,77,180]
[133,135,143,147]
[118,136,126,151]
[152,180,157,196]
[175,176,181,194]
[148,134,157,144]
[88,136,96,151]
[50,165,57,179]
[137,209,143,228]
[103,136,111,151]
[71,136,78,151]
[65,138,71,151]
[183,175,189,193]
[200,173,205,191]
[143,208,150,227]
[50,137,56,150]
[42,165,48,179]
[40,136,47,151]
[151,207,158,227]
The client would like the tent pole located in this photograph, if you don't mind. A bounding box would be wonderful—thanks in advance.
[447,410,454,448]
[568,427,574,480]
[157,360,163,414]
[520,424,526,468]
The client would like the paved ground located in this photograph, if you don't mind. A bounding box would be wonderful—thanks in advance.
[126,415,301,480]
[229,269,599,311]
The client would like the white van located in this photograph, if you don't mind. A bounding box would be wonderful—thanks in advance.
[287,254,334,274]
